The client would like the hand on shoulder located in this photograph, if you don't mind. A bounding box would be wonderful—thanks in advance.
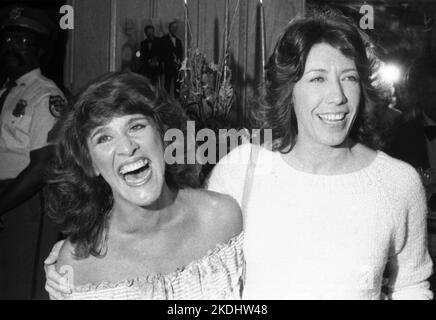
[51,239,77,291]
[56,239,76,273]
[56,238,103,287]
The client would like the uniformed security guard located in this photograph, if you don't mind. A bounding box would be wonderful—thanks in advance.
[0,6,65,299]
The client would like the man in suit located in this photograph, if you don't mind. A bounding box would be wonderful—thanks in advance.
[139,25,161,85]
[159,21,183,98]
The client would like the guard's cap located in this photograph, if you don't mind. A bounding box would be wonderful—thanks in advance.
[0,5,56,38]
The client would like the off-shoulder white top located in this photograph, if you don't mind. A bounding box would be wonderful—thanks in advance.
[65,232,244,300]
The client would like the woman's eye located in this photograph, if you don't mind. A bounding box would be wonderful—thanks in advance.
[344,75,359,82]
[310,77,325,83]
[130,123,146,131]
[96,135,112,144]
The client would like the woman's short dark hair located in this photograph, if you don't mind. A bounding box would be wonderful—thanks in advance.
[251,10,390,151]
[47,72,201,258]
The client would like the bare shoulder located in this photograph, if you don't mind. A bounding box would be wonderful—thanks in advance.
[182,188,243,242]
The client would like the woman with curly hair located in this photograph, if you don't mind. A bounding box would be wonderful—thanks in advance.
[207,10,433,299]
[43,72,243,299]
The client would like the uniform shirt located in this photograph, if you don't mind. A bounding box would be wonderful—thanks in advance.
[0,68,64,179]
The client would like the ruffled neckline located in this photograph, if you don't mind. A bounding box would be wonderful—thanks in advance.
[72,231,244,293]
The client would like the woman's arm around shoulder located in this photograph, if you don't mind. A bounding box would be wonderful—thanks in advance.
[44,239,76,299]
[56,239,77,274]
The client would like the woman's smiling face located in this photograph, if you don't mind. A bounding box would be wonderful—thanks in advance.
[87,114,166,208]
[292,42,362,149]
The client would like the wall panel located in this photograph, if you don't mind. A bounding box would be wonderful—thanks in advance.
[69,0,111,93]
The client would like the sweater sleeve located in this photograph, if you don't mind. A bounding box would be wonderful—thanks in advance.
[387,167,434,300]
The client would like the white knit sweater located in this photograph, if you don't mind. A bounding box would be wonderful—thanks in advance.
[207,143,433,300]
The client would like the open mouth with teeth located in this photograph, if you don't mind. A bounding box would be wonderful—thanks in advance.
[317,113,347,124]
[118,158,152,186]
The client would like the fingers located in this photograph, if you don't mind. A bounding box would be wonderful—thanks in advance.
[44,240,65,265]
[43,239,73,299]
[46,276,72,295]
[46,269,72,294]
[44,262,72,295]
[45,263,60,282]
[46,284,67,300]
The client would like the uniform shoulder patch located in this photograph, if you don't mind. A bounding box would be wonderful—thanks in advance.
[49,95,66,117]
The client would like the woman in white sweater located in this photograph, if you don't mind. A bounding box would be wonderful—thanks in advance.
[207,11,433,299]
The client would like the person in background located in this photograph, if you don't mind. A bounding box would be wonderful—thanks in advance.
[139,25,162,85]
[389,57,436,210]
[159,21,182,98]
[0,6,65,299]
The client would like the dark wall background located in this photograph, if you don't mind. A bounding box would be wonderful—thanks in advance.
[309,0,436,59]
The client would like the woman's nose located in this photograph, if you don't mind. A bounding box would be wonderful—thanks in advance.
[117,135,139,156]
[326,79,348,105]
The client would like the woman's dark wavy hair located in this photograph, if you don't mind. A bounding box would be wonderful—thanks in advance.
[251,9,389,151]
[47,72,201,258]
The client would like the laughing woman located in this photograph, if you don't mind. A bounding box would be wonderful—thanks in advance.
[45,72,243,299]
